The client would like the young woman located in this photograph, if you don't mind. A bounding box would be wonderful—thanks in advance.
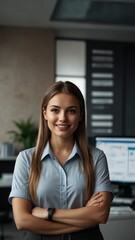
[9,81,113,240]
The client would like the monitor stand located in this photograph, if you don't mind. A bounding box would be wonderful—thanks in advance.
[118,185,133,198]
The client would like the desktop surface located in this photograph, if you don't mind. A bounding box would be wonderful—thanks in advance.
[110,205,135,220]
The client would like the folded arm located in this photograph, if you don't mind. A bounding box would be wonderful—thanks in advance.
[12,198,83,235]
[12,191,111,235]
[52,192,111,228]
[32,192,111,228]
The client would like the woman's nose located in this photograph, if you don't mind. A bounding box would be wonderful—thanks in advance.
[59,111,67,121]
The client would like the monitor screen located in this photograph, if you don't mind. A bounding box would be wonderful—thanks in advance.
[95,136,135,184]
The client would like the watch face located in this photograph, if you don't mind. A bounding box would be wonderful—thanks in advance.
[48,208,55,221]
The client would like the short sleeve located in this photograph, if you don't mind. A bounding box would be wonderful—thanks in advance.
[91,146,114,199]
[8,149,33,204]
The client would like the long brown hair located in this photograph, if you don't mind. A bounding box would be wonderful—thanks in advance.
[29,81,95,203]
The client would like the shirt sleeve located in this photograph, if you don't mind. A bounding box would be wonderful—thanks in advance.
[91,147,114,199]
[8,150,32,204]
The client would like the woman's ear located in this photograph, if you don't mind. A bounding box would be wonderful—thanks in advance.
[43,109,47,120]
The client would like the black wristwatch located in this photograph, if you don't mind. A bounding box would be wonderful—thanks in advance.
[47,208,55,221]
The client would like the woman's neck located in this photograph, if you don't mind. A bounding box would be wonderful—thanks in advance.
[49,137,75,165]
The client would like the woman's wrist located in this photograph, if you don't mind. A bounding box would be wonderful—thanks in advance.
[32,207,48,219]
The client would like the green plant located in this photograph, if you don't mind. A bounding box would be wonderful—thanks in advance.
[8,117,38,150]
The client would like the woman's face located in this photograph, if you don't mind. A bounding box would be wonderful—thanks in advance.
[43,93,82,140]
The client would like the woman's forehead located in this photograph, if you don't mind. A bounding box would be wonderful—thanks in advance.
[48,93,80,106]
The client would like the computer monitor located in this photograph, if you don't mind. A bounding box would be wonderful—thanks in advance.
[95,136,135,198]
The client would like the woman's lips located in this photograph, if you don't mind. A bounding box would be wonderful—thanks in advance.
[56,124,70,130]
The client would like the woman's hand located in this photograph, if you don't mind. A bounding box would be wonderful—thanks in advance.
[32,207,48,219]
[85,192,103,207]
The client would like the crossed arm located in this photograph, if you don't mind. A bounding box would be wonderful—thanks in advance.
[12,191,111,235]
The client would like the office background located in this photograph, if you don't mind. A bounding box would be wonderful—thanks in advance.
[1,0,135,144]
[0,1,135,239]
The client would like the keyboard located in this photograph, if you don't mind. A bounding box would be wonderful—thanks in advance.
[110,206,135,218]
[112,197,134,206]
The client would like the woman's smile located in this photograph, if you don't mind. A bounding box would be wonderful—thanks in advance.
[56,123,70,131]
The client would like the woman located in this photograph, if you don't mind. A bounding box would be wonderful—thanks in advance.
[9,81,113,240]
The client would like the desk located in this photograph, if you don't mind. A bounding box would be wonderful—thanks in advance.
[100,212,135,240]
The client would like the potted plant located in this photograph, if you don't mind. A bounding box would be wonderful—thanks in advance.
[8,117,38,152]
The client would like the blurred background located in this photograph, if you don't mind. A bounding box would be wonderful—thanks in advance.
[0,1,135,239]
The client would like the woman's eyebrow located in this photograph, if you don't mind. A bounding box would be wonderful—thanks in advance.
[49,105,60,108]
[68,106,78,109]
[49,105,78,108]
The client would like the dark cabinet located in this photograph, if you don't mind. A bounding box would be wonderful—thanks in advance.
[86,40,135,138]
[125,43,135,135]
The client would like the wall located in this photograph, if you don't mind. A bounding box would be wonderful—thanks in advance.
[0,27,55,143]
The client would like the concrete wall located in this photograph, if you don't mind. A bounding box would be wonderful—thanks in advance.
[0,27,55,142]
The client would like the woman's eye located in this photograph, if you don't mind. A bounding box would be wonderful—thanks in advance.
[51,108,59,113]
[68,109,76,114]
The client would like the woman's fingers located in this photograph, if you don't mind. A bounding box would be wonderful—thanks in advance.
[86,192,103,207]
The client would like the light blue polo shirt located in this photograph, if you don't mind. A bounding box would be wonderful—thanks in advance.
[8,142,113,208]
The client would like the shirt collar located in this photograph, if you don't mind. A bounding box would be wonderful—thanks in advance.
[41,142,53,160]
[41,141,82,161]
